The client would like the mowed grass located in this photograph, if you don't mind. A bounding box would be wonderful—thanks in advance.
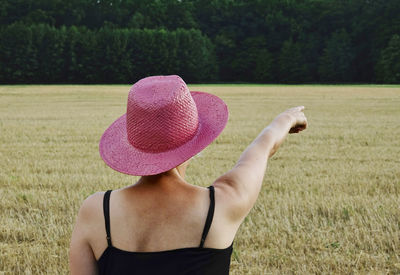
[0,84,399,274]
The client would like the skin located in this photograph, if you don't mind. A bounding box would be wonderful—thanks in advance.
[69,106,307,275]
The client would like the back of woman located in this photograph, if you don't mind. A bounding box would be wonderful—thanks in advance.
[69,75,307,274]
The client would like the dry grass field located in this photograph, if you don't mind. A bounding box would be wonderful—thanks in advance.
[1,84,399,274]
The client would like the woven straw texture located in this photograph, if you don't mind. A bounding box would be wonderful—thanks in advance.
[99,75,228,176]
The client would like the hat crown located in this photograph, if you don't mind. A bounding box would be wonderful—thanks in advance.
[126,75,199,152]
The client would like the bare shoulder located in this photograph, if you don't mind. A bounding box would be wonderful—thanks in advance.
[73,191,106,242]
[77,192,105,224]
[80,192,104,212]
[70,192,107,259]
[213,176,253,223]
[70,192,105,273]
[204,180,247,248]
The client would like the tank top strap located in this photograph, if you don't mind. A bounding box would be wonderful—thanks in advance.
[103,190,113,247]
[199,185,215,248]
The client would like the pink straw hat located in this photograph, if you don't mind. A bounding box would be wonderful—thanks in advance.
[99,75,229,176]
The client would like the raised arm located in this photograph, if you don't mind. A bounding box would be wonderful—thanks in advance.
[214,106,307,222]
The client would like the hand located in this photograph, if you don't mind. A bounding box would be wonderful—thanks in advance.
[277,106,308,134]
[264,106,307,158]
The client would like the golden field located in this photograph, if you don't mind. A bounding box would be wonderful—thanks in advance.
[0,84,399,274]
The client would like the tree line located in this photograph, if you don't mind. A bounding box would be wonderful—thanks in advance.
[0,24,216,83]
[0,0,399,84]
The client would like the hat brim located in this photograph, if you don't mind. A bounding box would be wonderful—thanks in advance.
[99,91,228,176]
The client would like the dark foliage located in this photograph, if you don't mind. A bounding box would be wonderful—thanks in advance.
[0,0,399,83]
[0,24,216,83]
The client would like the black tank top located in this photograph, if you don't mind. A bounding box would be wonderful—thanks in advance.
[97,186,233,275]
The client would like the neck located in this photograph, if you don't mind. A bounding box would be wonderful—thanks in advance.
[137,167,187,186]
[135,159,191,187]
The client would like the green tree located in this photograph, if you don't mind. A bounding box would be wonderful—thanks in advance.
[231,37,274,83]
[62,26,97,83]
[213,32,237,81]
[127,28,174,80]
[318,29,354,83]
[23,9,55,25]
[1,0,400,83]
[278,38,309,83]
[95,27,131,83]
[175,28,217,82]
[30,24,65,82]
[0,22,35,83]
[376,34,400,83]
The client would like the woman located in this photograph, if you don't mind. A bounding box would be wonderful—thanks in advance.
[69,75,307,274]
